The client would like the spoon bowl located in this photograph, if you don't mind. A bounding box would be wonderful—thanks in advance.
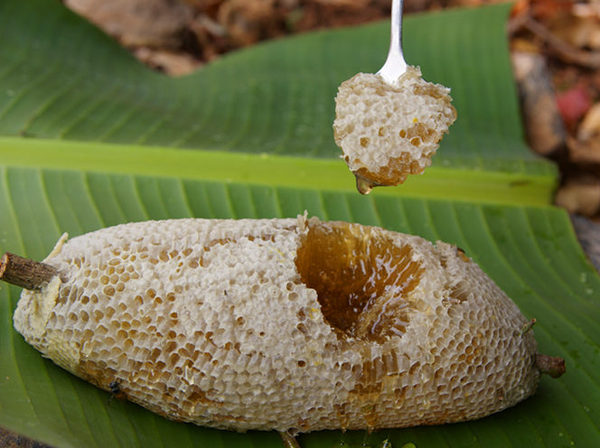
[377,0,407,84]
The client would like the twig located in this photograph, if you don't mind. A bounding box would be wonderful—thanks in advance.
[279,431,301,448]
[0,252,57,290]
[520,318,537,335]
[535,353,566,378]
[511,15,600,69]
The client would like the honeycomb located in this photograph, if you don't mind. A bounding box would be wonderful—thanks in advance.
[13,216,540,433]
[333,67,457,192]
[295,221,424,342]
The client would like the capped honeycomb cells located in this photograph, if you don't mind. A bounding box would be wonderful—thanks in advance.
[14,217,539,433]
[333,67,457,190]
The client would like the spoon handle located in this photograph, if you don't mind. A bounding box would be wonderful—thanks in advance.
[377,0,407,84]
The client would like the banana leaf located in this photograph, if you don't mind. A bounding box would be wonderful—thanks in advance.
[0,1,598,447]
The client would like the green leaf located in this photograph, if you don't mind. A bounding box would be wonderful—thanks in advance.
[0,0,556,206]
[0,1,598,448]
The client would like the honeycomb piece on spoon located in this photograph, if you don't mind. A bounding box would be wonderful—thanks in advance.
[333,66,457,194]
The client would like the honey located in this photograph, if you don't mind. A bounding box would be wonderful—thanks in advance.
[354,173,377,195]
[295,221,424,342]
[353,151,426,191]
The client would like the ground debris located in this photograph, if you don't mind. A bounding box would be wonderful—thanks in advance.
[512,51,567,157]
[509,0,600,221]
[555,176,600,216]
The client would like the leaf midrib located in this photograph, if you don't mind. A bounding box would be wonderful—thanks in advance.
[0,137,555,207]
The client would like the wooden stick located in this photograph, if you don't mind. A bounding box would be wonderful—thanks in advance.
[279,431,301,448]
[0,252,58,290]
[536,354,566,378]
[520,317,537,335]
[510,14,600,69]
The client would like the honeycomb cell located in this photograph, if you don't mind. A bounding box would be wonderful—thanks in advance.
[333,68,456,189]
[13,216,541,434]
[295,220,423,342]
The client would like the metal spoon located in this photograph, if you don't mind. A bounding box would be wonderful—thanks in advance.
[353,0,408,195]
[377,0,407,85]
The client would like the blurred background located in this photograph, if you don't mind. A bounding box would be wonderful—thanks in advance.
[58,0,600,224]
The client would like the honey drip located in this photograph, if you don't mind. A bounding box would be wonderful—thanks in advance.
[295,221,424,342]
[353,151,423,189]
[355,173,377,195]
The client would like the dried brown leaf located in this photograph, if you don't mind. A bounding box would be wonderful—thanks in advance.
[555,179,600,216]
[64,0,194,48]
[567,136,600,165]
[512,51,566,156]
[134,48,202,76]
[578,103,600,141]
